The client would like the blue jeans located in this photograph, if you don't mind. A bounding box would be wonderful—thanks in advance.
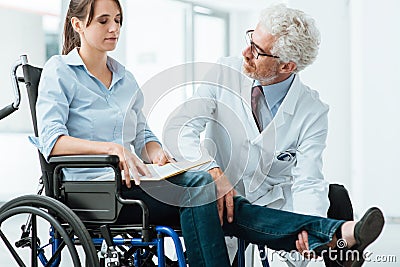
[121,171,344,267]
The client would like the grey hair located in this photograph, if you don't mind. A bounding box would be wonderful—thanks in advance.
[259,4,320,72]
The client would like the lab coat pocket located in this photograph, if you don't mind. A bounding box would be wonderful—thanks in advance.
[269,151,297,177]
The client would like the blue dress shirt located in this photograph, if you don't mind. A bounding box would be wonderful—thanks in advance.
[253,74,295,129]
[30,48,159,180]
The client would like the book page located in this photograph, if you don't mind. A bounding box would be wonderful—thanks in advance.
[136,157,211,181]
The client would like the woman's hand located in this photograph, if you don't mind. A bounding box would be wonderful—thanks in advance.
[51,137,150,187]
[107,143,151,187]
[151,149,175,165]
[142,141,174,166]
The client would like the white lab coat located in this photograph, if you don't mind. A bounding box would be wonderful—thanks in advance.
[164,57,330,265]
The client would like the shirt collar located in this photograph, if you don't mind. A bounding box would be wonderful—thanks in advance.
[64,48,126,82]
[64,48,84,66]
[255,73,295,108]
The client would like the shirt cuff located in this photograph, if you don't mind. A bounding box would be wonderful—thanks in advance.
[29,128,68,161]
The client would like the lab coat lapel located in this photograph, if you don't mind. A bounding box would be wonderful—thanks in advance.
[272,75,302,130]
[244,76,303,203]
[239,74,303,134]
[238,69,258,133]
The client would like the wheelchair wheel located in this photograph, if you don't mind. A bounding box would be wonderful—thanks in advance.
[0,205,81,266]
[0,194,99,267]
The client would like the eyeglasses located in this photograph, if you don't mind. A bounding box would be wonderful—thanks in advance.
[245,30,279,59]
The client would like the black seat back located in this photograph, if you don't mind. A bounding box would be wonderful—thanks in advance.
[22,64,56,197]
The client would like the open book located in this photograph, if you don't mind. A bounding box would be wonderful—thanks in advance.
[136,157,212,181]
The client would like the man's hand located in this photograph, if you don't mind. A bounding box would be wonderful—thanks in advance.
[295,230,318,259]
[208,167,236,225]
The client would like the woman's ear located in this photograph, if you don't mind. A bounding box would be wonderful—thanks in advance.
[279,62,297,74]
[71,17,84,34]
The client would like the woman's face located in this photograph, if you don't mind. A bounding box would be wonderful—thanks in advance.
[79,0,121,53]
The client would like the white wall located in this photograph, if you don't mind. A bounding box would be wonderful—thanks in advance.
[286,0,352,187]
[0,8,46,132]
[351,0,400,217]
[0,8,45,200]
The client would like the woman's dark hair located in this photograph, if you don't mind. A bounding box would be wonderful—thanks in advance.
[62,0,123,55]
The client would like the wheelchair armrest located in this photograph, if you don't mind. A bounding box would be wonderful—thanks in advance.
[49,155,121,199]
[49,154,119,166]
[49,155,151,233]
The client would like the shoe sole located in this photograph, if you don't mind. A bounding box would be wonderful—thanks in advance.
[348,207,385,267]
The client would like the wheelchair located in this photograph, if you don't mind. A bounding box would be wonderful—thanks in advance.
[1,55,247,267]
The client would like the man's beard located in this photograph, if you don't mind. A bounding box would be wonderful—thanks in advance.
[243,63,279,85]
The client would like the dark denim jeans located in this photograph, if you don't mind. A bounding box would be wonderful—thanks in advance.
[120,171,344,267]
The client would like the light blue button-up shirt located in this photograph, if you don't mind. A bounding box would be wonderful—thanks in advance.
[253,74,295,129]
[30,48,159,180]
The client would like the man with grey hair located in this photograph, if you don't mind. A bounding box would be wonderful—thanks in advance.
[165,4,352,267]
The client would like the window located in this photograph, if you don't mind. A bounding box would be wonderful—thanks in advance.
[125,0,229,138]
[193,6,229,63]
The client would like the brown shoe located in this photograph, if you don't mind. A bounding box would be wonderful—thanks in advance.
[343,207,384,267]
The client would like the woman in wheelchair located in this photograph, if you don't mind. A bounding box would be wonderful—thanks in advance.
[29,0,384,266]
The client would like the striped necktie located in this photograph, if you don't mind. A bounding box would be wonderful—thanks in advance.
[251,85,264,132]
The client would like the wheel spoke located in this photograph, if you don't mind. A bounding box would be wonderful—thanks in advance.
[45,239,66,267]
[31,214,38,267]
[0,229,27,267]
